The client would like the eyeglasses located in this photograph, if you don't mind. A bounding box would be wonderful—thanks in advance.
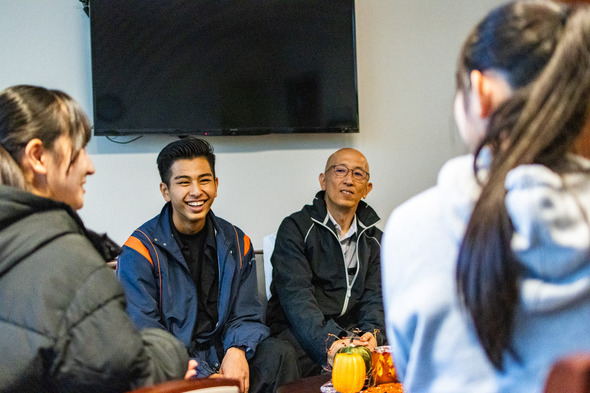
[328,164,370,181]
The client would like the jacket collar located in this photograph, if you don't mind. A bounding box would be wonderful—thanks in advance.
[150,203,234,265]
[311,190,380,230]
[0,186,88,276]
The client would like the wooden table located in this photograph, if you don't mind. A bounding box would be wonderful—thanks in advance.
[278,375,404,393]
[277,374,332,393]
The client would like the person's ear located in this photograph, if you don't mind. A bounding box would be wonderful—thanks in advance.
[470,70,492,119]
[212,177,219,197]
[470,69,512,119]
[160,182,171,201]
[363,182,373,199]
[21,138,49,175]
[319,172,326,191]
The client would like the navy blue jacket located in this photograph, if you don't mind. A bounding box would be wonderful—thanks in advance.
[117,204,269,376]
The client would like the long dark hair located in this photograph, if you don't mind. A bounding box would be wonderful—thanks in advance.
[456,4,590,369]
[456,1,566,98]
[0,85,91,189]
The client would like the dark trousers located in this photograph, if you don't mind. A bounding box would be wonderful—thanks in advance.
[276,329,324,378]
[249,336,300,393]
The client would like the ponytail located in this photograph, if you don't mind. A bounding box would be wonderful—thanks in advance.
[0,144,26,189]
[456,5,590,369]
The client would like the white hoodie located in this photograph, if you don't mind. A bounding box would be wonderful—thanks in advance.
[382,153,590,393]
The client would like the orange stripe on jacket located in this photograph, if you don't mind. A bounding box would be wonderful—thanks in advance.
[134,229,163,313]
[243,235,251,256]
[123,236,153,266]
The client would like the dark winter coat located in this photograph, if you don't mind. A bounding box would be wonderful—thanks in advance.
[0,186,188,393]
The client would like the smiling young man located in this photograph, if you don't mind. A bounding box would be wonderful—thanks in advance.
[266,148,386,377]
[117,138,298,393]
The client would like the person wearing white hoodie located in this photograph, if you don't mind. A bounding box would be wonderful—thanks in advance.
[382,1,590,393]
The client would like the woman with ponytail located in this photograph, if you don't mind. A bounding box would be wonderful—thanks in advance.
[457,3,590,391]
[382,1,590,392]
[0,85,195,392]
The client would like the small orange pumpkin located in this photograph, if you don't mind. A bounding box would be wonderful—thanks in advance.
[337,345,372,374]
[332,352,366,393]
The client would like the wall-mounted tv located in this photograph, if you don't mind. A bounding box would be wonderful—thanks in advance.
[89,0,358,136]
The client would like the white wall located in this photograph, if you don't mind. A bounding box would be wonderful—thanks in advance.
[0,0,503,248]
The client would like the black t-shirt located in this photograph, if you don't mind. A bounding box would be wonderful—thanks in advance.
[171,213,219,340]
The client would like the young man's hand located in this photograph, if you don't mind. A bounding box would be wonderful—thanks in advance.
[184,359,198,379]
[219,347,249,393]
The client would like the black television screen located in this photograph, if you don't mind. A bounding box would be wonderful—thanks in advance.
[89,0,358,136]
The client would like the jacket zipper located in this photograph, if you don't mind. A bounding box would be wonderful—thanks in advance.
[311,217,377,317]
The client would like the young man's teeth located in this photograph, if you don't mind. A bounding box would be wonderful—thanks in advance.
[188,201,204,207]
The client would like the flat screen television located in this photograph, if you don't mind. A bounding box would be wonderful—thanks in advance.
[89,0,358,136]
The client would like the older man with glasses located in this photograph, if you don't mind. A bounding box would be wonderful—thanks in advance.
[266,148,386,378]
